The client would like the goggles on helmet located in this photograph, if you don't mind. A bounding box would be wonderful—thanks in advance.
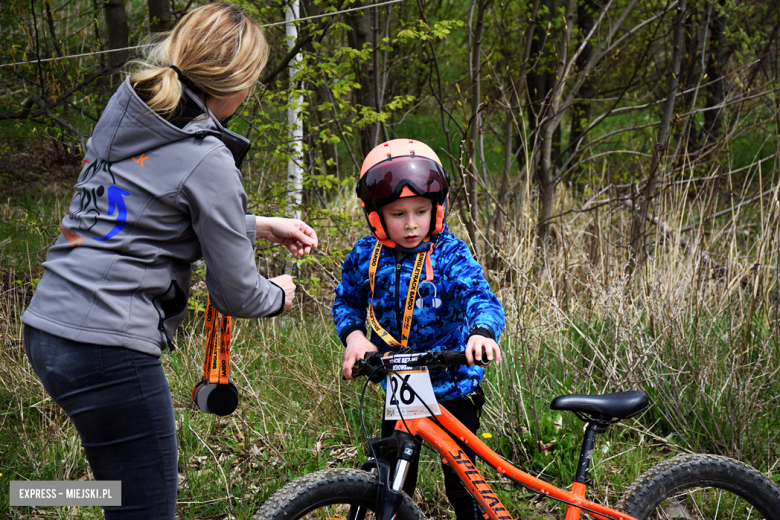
[357,155,449,210]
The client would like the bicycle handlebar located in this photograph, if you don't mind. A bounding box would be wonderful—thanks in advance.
[355,350,491,381]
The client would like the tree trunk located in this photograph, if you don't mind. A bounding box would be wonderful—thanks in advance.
[628,0,687,274]
[569,0,598,163]
[287,0,303,220]
[45,0,62,57]
[526,0,556,249]
[493,105,514,242]
[148,0,171,33]
[492,0,538,231]
[703,0,727,146]
[103,0,128,87]
[346,0,379,158]
[526,0,555,142]
[466,0,488,248]
[313,84,339,180]
[536,0,574,250]
[92,0,106,69]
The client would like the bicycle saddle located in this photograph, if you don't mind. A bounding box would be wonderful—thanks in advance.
[550,391,648,420]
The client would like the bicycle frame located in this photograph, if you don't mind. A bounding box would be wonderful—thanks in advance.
[393,407,640,520]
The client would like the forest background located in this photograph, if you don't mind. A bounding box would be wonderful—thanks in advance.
[1,0,780,518]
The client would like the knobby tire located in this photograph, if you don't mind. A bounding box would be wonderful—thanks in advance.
[617,454,780,520]
[254,468,426,520]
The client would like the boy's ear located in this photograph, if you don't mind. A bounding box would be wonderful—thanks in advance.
[368,211,388,240]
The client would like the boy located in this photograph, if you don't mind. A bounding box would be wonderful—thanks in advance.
[332,139,505,520]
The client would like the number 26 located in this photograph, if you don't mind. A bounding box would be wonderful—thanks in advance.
[389,375,415,405]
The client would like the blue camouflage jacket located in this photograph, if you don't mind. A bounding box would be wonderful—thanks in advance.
[332,227,505,401]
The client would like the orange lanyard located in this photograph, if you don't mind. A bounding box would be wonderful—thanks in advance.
[367,241,426,347]
[203,299,231,385]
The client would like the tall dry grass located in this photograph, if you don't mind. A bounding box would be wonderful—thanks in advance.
[2,161,779,518]
[466,169,780,478]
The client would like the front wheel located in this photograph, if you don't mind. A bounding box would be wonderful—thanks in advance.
[254,468,426,520]
[617,454,780,520]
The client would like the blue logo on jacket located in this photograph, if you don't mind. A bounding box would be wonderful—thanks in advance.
[94,186,131,241]
[70,158,131,242]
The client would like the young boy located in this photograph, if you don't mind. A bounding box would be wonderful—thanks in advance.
[332,139,505,520]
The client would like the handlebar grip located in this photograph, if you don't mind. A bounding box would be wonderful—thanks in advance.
[362,351,382,364]
[437,350,491,367]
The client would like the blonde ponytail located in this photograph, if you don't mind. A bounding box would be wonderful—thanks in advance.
[126,3,268,120]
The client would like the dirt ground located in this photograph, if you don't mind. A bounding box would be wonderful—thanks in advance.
[0,140,81,201]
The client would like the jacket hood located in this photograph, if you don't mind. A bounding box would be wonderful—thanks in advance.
[89,79,221,164]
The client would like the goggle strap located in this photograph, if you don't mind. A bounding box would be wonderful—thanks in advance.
[425,243,435,281]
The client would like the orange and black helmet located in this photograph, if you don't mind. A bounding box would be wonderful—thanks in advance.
[356,139,449,249]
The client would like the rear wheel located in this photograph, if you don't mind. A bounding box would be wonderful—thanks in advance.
[254,468,426,520]
[617,454,780,520]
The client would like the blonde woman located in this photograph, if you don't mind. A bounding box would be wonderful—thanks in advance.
[22,3,316,518]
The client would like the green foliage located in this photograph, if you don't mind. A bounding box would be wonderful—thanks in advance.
[3,0,780,517]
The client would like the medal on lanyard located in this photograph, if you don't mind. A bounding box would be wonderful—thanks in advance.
[367,241,428,347]
[192,299,238,416]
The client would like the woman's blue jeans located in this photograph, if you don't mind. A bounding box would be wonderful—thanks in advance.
[24,325,178,519]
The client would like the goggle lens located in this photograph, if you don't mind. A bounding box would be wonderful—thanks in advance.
[358,156,449,207]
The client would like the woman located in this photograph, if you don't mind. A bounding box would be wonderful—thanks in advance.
[22,4,316,518]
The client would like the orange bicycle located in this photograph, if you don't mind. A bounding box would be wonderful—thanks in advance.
[257,351,780,520]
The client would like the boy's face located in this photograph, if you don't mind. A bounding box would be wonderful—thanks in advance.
[380,196,432,249]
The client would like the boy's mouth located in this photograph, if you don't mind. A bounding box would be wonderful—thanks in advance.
[404,235,419,242]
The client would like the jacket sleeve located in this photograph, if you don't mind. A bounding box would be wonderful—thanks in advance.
[332,243,370,345]
[245,214,257,242]
[445,239,505,340]
[180,145,284,318]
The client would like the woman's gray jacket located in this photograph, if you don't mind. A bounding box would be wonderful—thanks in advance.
[23,79,284,357]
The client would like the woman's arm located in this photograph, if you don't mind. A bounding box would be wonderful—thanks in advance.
[181,148,287,317]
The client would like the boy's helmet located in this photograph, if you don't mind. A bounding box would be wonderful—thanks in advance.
[356,139,450,249]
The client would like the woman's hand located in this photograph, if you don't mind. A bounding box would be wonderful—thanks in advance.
[256,217,318,257]
[269,275,296,310]
[342,330,378,381]
[465,335,502,366]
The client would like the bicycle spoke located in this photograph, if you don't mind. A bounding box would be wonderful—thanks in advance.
[689,487,705,518]
[647,486,765,520]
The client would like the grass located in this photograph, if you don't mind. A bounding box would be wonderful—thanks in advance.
[2,141,780,518]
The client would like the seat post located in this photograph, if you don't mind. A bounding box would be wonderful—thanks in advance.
[574,422,601,485]
[564,421,609,520]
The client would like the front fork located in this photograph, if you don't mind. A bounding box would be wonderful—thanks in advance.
[350,431,420,520]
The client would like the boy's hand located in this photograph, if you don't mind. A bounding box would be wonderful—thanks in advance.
[343,331,378,381]
[465,335,501,366]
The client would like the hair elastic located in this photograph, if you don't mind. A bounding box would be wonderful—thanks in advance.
[169,65,184,80]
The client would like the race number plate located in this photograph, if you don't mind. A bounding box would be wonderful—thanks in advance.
[384,368,441,420]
